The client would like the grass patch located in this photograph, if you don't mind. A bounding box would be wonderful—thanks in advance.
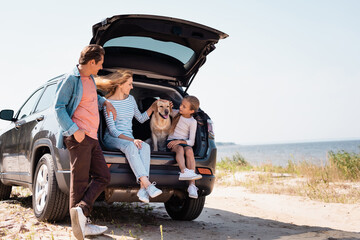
[328,150,360,180]
[216,150,360,203]
[215,153,252,186]
[217,153,251,171]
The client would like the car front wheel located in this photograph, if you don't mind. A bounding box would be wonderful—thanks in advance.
[164,194,205,221]
[32,153,68,222]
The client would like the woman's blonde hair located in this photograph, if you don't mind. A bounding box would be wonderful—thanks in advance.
[95,70,133,98]
[170,95,200,134]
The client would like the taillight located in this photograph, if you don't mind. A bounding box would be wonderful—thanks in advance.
[207,119,215,139]
[197,167,213,175]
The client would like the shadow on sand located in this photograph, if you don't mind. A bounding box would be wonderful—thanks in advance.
[89,201,360,240]
[3,196,360,240]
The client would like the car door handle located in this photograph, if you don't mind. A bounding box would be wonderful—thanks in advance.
[15,122,22,129]
[36,115,44,122]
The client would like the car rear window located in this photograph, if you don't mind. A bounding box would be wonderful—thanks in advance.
[103,36,195,64]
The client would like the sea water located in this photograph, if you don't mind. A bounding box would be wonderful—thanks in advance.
[216,140,360,167]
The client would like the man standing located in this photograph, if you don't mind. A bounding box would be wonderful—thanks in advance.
[55,45,115,239]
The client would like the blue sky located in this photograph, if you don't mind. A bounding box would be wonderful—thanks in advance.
[0,0,359,144]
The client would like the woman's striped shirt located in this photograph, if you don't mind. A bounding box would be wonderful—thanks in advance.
[103,95,149,138]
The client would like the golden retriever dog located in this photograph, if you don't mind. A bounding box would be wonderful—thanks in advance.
[150,100,171,151]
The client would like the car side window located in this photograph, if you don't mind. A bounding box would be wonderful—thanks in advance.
[17,88,44,120]
[34,84,57,113]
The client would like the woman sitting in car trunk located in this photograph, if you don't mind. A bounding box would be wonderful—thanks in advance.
[95,70,162,203]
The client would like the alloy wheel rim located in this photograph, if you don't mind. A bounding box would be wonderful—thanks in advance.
[35,164,49,212]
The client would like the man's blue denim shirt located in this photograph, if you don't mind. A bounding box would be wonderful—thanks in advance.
[55,66,106,137]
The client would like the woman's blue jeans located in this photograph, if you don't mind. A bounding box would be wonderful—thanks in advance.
[104,134,150,183]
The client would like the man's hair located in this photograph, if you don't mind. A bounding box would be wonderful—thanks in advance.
[79,44,105,65]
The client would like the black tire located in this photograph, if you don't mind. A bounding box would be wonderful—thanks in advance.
[164,194,205,221]
[0,181,12,200]
[32,153,68,222]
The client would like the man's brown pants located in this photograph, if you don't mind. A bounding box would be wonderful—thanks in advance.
[64,135,111,217]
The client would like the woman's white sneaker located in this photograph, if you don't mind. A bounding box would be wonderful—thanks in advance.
[146,182,162,198]
[137,188,150,203]
[187,184,199,199]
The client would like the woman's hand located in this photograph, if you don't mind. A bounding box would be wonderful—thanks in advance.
[167,140,183,149]
[104,100,117,120]
[133,139,143,149]
[150,100,158,112]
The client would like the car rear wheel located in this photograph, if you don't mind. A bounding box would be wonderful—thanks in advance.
[164,194,205,221]
[32,153,68,222]
[0,181,12,200]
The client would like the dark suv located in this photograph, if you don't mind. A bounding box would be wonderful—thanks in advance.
[0,14,228,222]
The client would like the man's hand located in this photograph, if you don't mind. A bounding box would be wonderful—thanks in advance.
[104,100,117,120]
[73,129,86,143]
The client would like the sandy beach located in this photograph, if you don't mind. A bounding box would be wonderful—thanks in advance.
[1,183,360,240]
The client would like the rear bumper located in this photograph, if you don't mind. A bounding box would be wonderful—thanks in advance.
[107,168,215,193]
[104,173,215,203]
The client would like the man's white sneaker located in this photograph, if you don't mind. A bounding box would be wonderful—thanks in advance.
[84,223,108,236]
[137,188,150,203]
[179,168,202,181]
[70,207,87,240]
[146,182,163,198]
[188,184,199,199]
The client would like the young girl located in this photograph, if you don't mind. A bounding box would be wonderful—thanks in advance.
[167,95,202,198]
[95,70,162,203]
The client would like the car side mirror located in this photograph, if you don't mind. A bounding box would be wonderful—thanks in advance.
[0,109,15,121]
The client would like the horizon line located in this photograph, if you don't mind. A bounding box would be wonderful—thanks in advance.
[218,137,360,146]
